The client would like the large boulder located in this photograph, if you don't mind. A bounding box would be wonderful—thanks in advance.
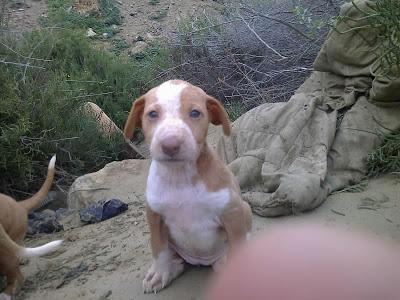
[67,159,149,209]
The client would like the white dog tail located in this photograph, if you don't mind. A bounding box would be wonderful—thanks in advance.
[20,155,56,212]
[20,240,63,257]
[0,223,62,258]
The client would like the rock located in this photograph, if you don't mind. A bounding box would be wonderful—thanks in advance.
[86,28,97,37]
[38,190,68,211]
[134,35,145,42]
[67,159,149,209]
[79,199,128,223]
[98,290,112,300]
[56,208,83,230]
[27,209,63,235]
[145,32,155,41]
[128,41,148,56]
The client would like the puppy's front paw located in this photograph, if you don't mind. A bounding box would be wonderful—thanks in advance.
[212,254,228,273]
[142,258,184,293]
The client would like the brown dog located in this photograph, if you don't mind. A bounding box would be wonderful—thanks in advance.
[124,80,252,293]
[0,156,62,299]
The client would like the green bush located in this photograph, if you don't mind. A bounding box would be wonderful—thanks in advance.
[344,0,400,77]
[367,131,400,176]
[0,28,170,198]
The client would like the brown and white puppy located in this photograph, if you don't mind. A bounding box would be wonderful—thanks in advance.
[0,156,62,300]
[124,80,252,293]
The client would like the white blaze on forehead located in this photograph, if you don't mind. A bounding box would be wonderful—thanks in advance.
[151,80,198,161]
[155,81,187,117]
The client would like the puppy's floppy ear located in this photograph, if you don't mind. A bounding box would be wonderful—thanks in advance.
[123,96,145,140]
[206,96,231,136]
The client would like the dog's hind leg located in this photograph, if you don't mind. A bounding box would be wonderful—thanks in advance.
[1,256,24,299]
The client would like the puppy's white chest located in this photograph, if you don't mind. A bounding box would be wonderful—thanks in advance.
[146,175,229,218]
[146,161,230,215]
[146,161,231,259]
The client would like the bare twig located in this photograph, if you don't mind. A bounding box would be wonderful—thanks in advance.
[0,59,46,69]
[239,14,287,59]
[241,6,314,41]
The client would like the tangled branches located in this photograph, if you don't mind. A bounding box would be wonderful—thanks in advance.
[165,0,341,111]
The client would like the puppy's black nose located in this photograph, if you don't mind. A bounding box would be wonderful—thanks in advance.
[161,137,181,157]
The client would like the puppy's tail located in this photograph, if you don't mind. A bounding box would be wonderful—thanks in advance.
[0,224,62,258]
[20,155,56,212]
[20,240,63,257]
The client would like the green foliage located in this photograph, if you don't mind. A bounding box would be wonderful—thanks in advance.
[335,0,400,77]
[368,0,400,77]
[110,37,129,55]
[367,130,400,176]
[225,100,246,121]
[149,0,160,5]
[293,4,328,37]
[0,28,171,197]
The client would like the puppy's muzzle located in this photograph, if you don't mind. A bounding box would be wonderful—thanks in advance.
[161,136,182,157]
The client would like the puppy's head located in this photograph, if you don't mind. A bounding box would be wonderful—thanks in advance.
[124,80,231,162]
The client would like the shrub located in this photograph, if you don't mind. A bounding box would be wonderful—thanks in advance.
[166,0,341,111]
[367,131,400,176]
[0,28,170,198]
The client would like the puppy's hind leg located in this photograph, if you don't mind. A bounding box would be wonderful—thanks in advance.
[1,256,24,299]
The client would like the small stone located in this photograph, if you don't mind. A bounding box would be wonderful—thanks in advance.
[98,290,112,300]
[145,33,155,41]
[86,28,97,37]
[128,41,148,56]
[129,12,137,17]
[134,35,145,42]
[103,264,117,272]
[88,265,97,272]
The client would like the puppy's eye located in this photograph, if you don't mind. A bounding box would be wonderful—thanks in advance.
[148,110,158,119]
[190,109,201,118]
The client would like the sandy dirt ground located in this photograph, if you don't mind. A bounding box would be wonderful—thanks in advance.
[117,0,222,40]
[6,0,221,40]
[17,173,400,300]
[6,0,48,34]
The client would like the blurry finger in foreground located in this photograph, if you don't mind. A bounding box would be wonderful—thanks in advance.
[207,223,400,300]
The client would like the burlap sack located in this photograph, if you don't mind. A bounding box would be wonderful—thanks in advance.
[216,0,400,217]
